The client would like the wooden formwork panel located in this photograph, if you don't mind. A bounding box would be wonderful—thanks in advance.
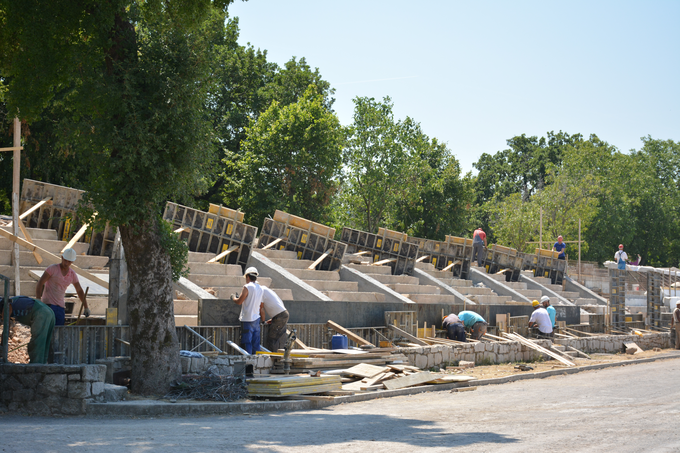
[384,311,417,336]
[52,326,130,365]
[647,271,663,329]
[341,227,418,276]
[609,269,627,329]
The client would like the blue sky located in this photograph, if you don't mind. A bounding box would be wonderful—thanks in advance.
[228,1,679,173]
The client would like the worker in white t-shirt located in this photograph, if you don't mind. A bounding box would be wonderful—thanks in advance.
[230,266,263,354]
[260,286,289,351]
[614,244,628,270]
[529,300,553,338]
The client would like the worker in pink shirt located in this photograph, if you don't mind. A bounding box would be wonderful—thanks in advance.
[36,248,89,325]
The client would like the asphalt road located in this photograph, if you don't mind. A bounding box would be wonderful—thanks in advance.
[2,358,679,453]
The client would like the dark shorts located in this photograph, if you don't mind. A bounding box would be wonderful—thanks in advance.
[445,323,466,342]
[47,304,65,326]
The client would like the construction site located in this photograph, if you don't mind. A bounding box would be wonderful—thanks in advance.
[0,178,677,417]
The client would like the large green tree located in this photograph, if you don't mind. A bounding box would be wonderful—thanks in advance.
[1,0,229,394]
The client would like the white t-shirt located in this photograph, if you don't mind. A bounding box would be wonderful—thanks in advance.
[615,250,628,263]
[529,307,553,334]
[239,282,263,322]
[261,286,286,318]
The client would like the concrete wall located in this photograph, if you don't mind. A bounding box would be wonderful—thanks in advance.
[340,265,415,305]
[249,252,331,302]
[0,364,107,415]
[469,268,531,303]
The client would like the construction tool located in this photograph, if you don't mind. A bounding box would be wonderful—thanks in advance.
[66,286,89,326]
[282,329,297,375]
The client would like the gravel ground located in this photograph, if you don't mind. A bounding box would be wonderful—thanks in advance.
[2,357,679,452]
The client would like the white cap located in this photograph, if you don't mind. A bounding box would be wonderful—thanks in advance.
[243,266,258,277]
[540,295,550,304]
[62,248,77,262]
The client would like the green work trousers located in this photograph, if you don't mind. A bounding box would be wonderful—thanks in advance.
[15,299,55,364]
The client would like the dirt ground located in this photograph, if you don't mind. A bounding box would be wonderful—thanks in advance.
[0,322,30,364]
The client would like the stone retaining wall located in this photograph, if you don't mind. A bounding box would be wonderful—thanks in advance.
[555,332,670,353]
[0,364,107,415]
[180,355,264,375]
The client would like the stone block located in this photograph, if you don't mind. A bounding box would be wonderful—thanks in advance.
[81,365,106,382]
[37,374,68,397]
[68,381,91,399]
[2,390,13,402]
[441,348,450,362]
[91,382,105,397]
[103,384,128,402]
[415,354,428,369]
[58,398,87,415]
[434,352,442,366]
[474,343,485,353]
[427,354,435,368]
[18,373,41,389]
[180,356,191,374]
[24,401,51,416]
[68,374,81,381]
[12,389,35,402]
[1,364,27,374]
[2,376,23,391]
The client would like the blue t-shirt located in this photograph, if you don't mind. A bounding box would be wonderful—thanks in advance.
[7,296,36,318]
[553,242,566,258]
[546,305,556,326]
[457,311,485,328]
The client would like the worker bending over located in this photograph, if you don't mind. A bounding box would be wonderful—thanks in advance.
[36,248,89,326]
[529,300,553,338]
[541,296,556,329]
[457,310,488,340]
[231,266,263,354]
[442,313,466,342]
[260,286,289,352]
[0,296,55,363]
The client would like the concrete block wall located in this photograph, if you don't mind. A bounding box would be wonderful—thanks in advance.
[181,354,270,376]
[0,364,107,415]
[555,332,670,353]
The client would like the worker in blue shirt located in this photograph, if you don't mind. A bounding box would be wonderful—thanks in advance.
[457,310,488,340]
[0,296,55,364]
[541,295,557,328]
[553,236,566,260]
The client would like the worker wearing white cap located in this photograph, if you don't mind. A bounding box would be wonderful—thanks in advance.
[541,295,556,328]
[36,248,89,326]
[529,300,553,338]
[231,266,263,354]
[614,244,627,270]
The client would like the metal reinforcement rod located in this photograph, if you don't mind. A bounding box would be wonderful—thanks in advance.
[184,325,223,353]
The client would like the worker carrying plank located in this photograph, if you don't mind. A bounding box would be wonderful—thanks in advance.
[671,301,680,350]
[471,228,487,267]
[541,295,557,329]
[457,310,488,340]
[231,266,263,354]
[260,286,289,352]
[35,248,90,326]
[1,296,55,363]
[442,313,466,342]
[553,236,566,260]
[529,300,554,338]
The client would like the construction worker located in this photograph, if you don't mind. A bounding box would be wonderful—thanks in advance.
[35,248,90,326]
[614,244,628,270]
[0,296,55,363]
[442,313,466,342]
[457,310,488,340]
[231,266,263,354]
[553,236,566,260]
[541,295,557,328]
[529,300,553,338]
[260,286,289,352]
[671,301,680,350]
[472,227,487,267]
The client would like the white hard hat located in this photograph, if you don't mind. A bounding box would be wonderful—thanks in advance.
[540,295,550,303]
[243,266,259,277]
[62,248,77,262]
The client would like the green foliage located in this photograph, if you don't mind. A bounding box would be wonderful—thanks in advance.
[233,85,343,229]
[158,214,189,282]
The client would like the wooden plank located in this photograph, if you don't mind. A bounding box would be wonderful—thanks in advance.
[174,226,188,234]
[341,364,389,378]
[353,251,370,256]
[0,146,23,152]
[503,332,574,366]
[388,324,428,346]
[7,197,52,226]
[0,227,109,289]
[308,249,333,270]
[567,345,592,359]
[15,219,42,264]
[565,327,600,337]
[415,255,430,263]
[206,245,239,263]
[372,258,396,266]
[62,222,91,254]
[442,260,461,272]
[482,333,511,342]
[262,237,283,250]
[326,320,374,347]
[383,371,440,390]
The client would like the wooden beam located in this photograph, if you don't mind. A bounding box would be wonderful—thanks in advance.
[567,345,592,359]
[15,220,42,265]
[0,146,23,152]
[308,249,333,270]
[327,320,375,347]
[174,226,188,234]
[61,222,91,254]
[503,332,574,366]
[353,250,370,256]
[261,237,283,250]
[387,324,428,346]
[442,260,461,272]
[372,258,396,266]
[415,255,430,263]
[7,197,52,226]
[0,227,109,289]
[206,245,239,264]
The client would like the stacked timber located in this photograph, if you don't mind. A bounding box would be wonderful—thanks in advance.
[247,375,342,397]
[267,348,408,374]
[340,363,476,392]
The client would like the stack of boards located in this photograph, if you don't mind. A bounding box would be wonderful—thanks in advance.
[338,363,477,392]
[267,348,408,374]
[248,375,342,397]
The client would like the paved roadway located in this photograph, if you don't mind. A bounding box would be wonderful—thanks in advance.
[2,358,679,453]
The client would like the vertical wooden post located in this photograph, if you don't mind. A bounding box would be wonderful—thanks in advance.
[12,117,21,296]
[578,218,582,284]
[539,208,543,250]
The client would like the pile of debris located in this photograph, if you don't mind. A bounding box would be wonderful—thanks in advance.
[0,322,30,364]
[165,373,248,402]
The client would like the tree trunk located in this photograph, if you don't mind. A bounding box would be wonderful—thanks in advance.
[120,215,181,395]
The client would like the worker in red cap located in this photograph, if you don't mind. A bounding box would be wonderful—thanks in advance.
[614,244,628,270]
[553,235,566,260]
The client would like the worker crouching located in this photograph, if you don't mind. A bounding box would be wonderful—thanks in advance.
[442,313,466,342]
[457,310,488,340]
[529,300,554,339]
[1,296,56,364]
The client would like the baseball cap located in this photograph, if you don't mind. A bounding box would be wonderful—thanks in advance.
[619,244,624,249]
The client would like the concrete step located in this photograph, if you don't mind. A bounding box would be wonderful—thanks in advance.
[1,226,58,240]
[285,269,340,281]
[530,277,553,285]
[575,298,598,306]
[0,237,90,255]
[214,287,293,301]
[7,251,109,269]
[406,294,459,304]
[517,289,543,299]
[387,283,440,295]
[188,251,220,263]
[439,278,473,288]
[0,265,59,281]
[346,264,393,275]
[187,275,272,289]
[304,280,359,292]
[67,297,109,316]
[421,269,455,280]
[6,280,37,297]
[555,291,580,300]
[469,295,512,304]
[363,274,419,285]
[174,300,198,315]
[503,281,528,290]
[186,262,242,276]
[102,384,128,403]
[415,262,436,271]
[322,291,386,302]
[487,274,509,282]
[175,315,198,326]
[459,287,496,296]
[266,258,315,270]
[255,248,299,260]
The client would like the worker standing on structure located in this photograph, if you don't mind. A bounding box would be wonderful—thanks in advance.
[472,227,487,267]
[442,313,466,342]
[35,248,90,326]
[541,295,557,329]
[0,296,55,363]
[231,266,263,354]
[553,236,566,260]
[260,286,289,352]
[457,310,488,340]
[529,300,553,338]
[614,244,628,270]
[671,301,680,350]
